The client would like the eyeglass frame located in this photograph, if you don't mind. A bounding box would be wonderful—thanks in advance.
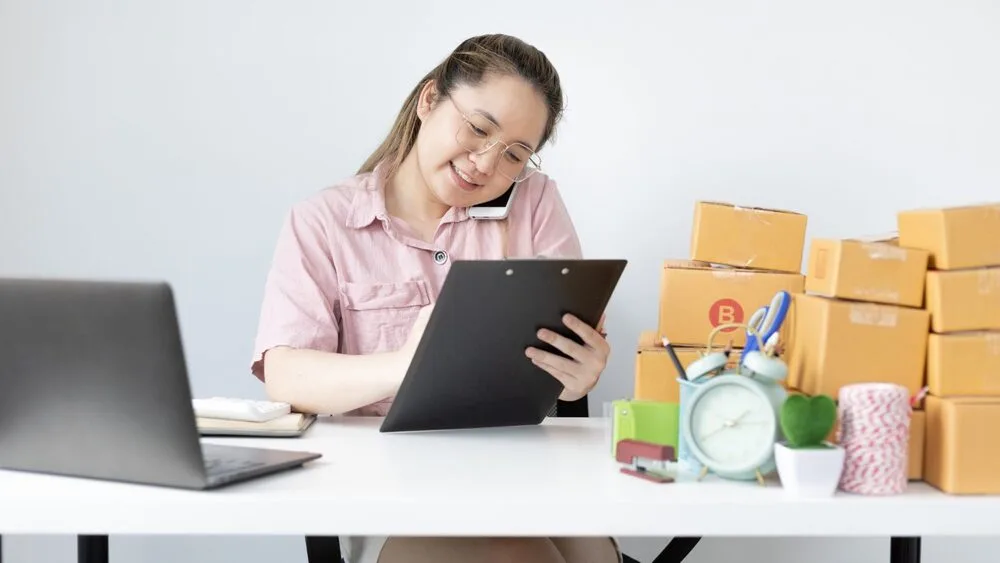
[445,97,543,184]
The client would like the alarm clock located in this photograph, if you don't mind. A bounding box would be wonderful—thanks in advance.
[680,322,788,483]
[681,372,784,482]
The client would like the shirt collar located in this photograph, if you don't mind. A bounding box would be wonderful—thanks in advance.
[345,161,470,229]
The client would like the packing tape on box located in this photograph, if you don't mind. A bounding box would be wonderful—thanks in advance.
[978,269,1000,295]
[734,206,771,269]
[860,242,909,261]
[988,333,1000,356]
[733,205,774,225]
[837,383,911,495]
[710,268,756,281]
[848,304,899,327]
[853,288,902,304]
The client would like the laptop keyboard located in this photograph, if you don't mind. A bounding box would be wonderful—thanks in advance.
[203,456,267,476]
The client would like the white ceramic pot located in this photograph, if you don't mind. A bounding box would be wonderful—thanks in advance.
[774,441,845,498]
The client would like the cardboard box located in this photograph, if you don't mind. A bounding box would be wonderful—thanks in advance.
[926,332,1000,397]
[924,395,1000,494]
[925,267,1000,333]
[805,238,929,308]
[690,201,808,273]
[910,409,925,480]
[658,260,805,348]
[897,203,1000,270]
[786,294,930,398]
[634,330,742,403]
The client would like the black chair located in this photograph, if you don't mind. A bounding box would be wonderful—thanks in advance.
[301,396,702,563]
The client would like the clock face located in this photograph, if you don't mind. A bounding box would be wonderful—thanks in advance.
[689,380,776,472]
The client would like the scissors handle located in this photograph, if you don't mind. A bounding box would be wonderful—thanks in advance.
[744,307,768,355]
[742,291,791,362]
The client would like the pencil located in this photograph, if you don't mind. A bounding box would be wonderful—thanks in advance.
[660,336,687,379]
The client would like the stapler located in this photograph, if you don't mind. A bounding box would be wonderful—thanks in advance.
[615,439,677,483]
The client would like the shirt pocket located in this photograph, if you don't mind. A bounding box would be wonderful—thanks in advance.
[339,280,431,354]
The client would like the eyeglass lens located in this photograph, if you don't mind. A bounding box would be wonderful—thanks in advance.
[456,114,541,182]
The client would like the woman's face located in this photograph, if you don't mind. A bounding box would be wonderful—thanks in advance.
[414,74,548,209]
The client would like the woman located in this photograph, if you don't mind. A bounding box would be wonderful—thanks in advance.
[250,33,619,563]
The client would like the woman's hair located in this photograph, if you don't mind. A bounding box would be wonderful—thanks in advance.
[358,34,564,179]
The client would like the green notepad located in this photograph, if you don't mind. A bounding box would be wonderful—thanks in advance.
[611,399,679,456]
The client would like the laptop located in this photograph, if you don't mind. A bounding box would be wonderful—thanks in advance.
[0,277,321,490]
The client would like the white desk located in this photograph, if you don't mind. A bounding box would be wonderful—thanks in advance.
[0,416,996,545]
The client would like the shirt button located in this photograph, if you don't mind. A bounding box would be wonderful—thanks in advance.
[433,250,449,265]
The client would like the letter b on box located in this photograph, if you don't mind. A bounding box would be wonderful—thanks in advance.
[709,298,744,331]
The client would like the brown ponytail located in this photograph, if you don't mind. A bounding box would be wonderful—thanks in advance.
[356,76,429,179]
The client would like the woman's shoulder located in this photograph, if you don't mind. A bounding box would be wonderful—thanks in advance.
[285,170,382,228]
[508,171,574,220]
[508,171,569,214]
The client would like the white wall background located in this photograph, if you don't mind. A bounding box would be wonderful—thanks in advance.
[2,0,998,561]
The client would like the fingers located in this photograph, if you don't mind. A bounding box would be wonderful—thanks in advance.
[530,356,575,388]
[561,314,610,355]
[535,315,607,356]
[525,314,611,401]
[530,353,593,402]
[526,345,579,375]
[535,326,589,361]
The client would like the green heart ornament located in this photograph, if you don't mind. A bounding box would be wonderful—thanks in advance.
[779,394,837,448]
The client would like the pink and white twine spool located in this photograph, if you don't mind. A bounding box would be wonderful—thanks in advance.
[837,383,912,495]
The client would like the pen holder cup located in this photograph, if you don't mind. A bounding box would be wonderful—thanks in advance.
[677,377,705,474]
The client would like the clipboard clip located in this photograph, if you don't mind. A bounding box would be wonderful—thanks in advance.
[615,439,677,483]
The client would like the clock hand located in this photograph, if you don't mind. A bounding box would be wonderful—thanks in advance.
[699,413,749,441]
[716,409,752,424]
[698,424,729,441]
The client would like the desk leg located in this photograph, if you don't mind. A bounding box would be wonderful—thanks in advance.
[78,535,108,563]
[890,537,920,563]
[651,537,701,563]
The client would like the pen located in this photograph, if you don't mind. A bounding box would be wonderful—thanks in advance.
[660,336,687,380]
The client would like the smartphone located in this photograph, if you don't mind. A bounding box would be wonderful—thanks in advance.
[467,182,517,220]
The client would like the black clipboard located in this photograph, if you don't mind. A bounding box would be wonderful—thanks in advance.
[380,258,627,433]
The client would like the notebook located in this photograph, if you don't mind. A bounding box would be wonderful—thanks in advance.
[196,412,317,437]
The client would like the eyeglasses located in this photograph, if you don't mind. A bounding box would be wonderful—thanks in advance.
[449,98,542,183]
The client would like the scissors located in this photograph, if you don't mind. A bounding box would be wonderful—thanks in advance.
[741,290,791,363]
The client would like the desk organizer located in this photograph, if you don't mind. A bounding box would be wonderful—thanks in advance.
[609,399,679,457]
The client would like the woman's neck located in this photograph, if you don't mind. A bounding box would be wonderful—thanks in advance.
[384,153,450,225]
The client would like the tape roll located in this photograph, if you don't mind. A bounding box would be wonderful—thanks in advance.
[837,383,912,495]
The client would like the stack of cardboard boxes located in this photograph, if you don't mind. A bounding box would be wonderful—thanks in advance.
[787,234,932,480]
[785,202,1000,491]
[635,201,808,410]
[897,203,1000,494]
[630,199,999,494]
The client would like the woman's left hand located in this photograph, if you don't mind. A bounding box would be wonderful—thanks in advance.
[525,314,610,402]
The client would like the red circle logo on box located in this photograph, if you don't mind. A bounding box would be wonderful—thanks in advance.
[709,299,744,331]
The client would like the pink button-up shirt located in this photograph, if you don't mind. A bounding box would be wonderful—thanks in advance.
[250,163,583,415]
